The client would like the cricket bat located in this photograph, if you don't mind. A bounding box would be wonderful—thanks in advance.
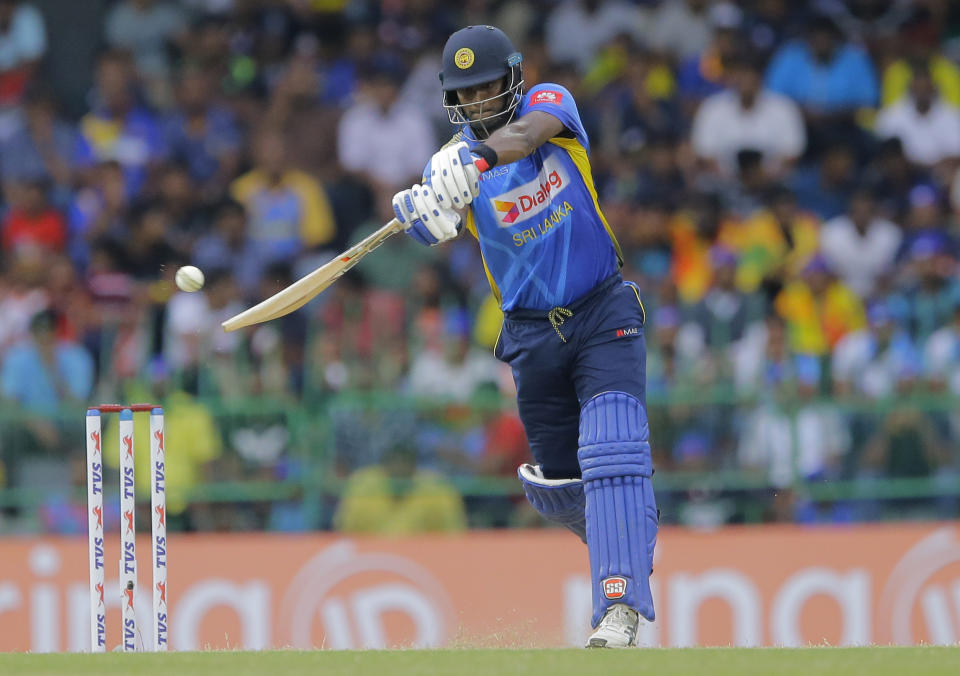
[221,218,404,332]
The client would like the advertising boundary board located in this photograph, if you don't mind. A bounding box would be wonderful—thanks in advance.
[1,523,959,651]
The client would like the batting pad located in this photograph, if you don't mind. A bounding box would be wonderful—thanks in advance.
[578,391,658,626]
[517,464,586,543]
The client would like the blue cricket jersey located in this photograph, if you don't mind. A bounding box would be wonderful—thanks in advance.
[426,83,623,312]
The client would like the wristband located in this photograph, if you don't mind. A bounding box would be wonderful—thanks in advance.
[473,143,499,170]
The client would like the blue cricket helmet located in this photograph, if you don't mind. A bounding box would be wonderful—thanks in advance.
[440,25,524,139]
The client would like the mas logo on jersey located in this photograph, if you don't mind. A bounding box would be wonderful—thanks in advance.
[454,48,474,69]
[616,327,639,338]
[531,90,563,105]
[489,154,570,227]
[602,576,628,600]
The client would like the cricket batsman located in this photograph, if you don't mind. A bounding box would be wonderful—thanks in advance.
[392,25,657,648]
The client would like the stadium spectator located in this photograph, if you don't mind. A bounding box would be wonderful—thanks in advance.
[1,178,66,255]
[676,2,744,103]
[897,184,952,260]
[880,9,960,108]
[163,66,242,196]
[0,0,46,125]
[691,49,805,178]
[894,233,960,341]
[1,309,93,417]
[788,141,857,220]
[680,246,755,368]
[832,302,923,399]
[230,126,336,263]
[104,0,188,104]
[647,0,714,61]
[121,202,179,281]
[766,14,878,113]
[333,441,467,534]
[775,255,866,355]
[859,406,950,480]
[0,256,46,355]
[735,186,820,299]
[192,200,262,298]
[820,187,902,297]
[871,137,932,220]
[736,321,848,488]
[408,309,499,402]
[155,162,206,254]
[875,65,960,168]
[924,301,960,394]
[601,51,683,145]
[76,49,167,194]
[669,192,741,304]
[741,0,796,60]
[336,60,435,204]
[164,267,243,374]
[544,0,647,72]
[103,382,223,517]
[66,160,130,269]
[0,86,78,202]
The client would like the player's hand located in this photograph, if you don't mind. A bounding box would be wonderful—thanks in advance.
[428,142,481,208]
[392,183,461,246]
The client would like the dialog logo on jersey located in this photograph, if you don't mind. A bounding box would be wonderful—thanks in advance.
[602,576,628,600]
[494,200,520,224]
[490,154,570,227]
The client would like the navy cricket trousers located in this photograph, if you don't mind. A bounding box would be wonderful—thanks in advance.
[494,274,648,479]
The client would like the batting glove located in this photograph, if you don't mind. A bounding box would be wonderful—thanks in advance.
[428,141,481,208]
[392,183,461,246]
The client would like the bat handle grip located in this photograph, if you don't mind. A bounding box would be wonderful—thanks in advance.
[474,158,490,173]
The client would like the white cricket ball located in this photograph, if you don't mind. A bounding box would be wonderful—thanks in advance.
[175,265,205,292]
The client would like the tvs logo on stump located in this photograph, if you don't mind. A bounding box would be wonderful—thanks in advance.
[602,576,628,600]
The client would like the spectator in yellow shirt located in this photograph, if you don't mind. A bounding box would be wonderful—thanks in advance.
[103,387,222,516]
[230,127,336,264]
[334,443,467,535]
[880,52,960,107]
[736,186,821,297]
[670,193,742,304]
[775,256,866,356]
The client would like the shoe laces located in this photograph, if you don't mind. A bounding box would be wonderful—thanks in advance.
[602,604,637,629]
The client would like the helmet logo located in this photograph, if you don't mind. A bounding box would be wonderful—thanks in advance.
[454,48,475,70]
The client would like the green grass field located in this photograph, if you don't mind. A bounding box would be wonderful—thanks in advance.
[2,647,960,676]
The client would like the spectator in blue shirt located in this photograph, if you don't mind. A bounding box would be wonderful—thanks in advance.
[766,14,878,112]
[0,86,78,206]
[164,66,242,198]
[192,200,264,298]
[75,49,166,195]
[677,3,744,105]
[766,14,878,159]
[789,141,856,219]
[1,310,94,417]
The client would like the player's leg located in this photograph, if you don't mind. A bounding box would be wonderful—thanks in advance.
[573,281,657,647]
[497,318,584,540]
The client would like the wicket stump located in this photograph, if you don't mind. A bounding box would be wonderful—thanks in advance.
[86,404,168,652]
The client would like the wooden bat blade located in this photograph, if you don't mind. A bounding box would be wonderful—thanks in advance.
[221,218,404,332]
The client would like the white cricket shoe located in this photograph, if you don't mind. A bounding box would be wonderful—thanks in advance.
[585,603,639,648]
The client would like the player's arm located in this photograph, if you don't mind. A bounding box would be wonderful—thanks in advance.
[423,106,570,211]
[472,111,567,167]
[389,112,566,247]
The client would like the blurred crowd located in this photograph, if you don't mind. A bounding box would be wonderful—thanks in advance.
[2,0,960,532]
